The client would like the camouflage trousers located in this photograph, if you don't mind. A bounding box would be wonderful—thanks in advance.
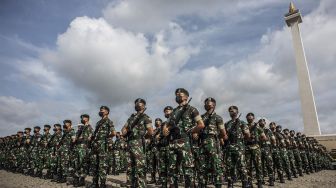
[225,144,248,182]
[112,149,121,173]
[91,149,108,183]
[192,144,200,184]
[30,147,40,171]
[279,148,291,177]
[292,149,303,174]
[158,146,169,186]
[49,149,59,176]
[287,149,297,176]
[126,139,146,188]
[74,145,89,178]
[260,145,274,180]
[58,146,70,177]
[37,148,49,173]
[167,138,194,186]
[246,145,263,181]
[272,148,284,178]
[199,137,222,186]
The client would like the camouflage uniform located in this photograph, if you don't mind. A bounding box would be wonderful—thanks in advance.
[73,124,93,183]
[57,128,75,182]
[49,130,62,180]
[245,122,264,184]
[167,104,201,187]
[290,133,303,176]
[156,125,169,187]
[274,128,292,180]
[37,131,52,177]
[283,131,298,178]
[90,117,115,186]
[260,127,274,185]
[225,118,249,186]
[199,112,224,187]
[296,134,310,174]
[125,112,152,188]
[30,131,42,175]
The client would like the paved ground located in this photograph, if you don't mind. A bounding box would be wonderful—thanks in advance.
[0,170,335,187]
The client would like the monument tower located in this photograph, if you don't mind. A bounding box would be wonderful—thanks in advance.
[285,2,321,135]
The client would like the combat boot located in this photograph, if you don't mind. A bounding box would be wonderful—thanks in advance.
[215,184,222,188]
[100,181,106,188]
[78,177,86,187]
[73,177,79,187]
[299,170,304,177]
[287,173,293,181]
[227,180,233,188]
[88,178,99,188]
[279,174,285,183]
[257,180,263,188]
[147,172,156,184]
[268,177,274,186]
[242,180,249,188]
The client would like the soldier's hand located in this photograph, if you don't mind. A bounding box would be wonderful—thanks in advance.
[156,134,160,140]
[192,133,199,140]
[163,127,170,137]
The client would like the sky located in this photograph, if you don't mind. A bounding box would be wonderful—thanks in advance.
[0,0,335,136]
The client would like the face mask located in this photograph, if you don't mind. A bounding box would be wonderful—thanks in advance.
[34,130,38,133]
[81,119,85,124]
[135,105,141,111]
[230,112,237,118]
[175,96,183,103]
[164,114,170,118]
[98,111,104,117]
[204,105,211,111]
[53,128,57,132]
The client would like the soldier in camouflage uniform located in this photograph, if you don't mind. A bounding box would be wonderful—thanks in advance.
[30,126,42,176]
[283,129,298,178]
[156,106,173,188]
[274,125,292,181]
[90,106,116,188]
[225,106,250,188]
[146,118,162,184]
[258,119,275,186]
[23,127,32,175]
[15,131,25,173]
[269,122,285,183]
[296,132,310,174]
[289,130,303,176]
[245,113,266,188]
[49,124,63,180]
[73,114,93,187]
[112,132,122,175]
[162,88,205,188]
[56,120,76,183]
[198,97,227,188]
[36,125,52,178]
[122,98,153,188]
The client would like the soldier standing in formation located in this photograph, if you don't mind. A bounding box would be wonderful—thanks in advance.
[0,88,334,188]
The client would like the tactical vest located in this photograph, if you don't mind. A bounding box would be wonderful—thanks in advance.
[246,123,260,146]
[173,105,195,138]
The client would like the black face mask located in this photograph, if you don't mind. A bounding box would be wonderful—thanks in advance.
[175,96,183,103]
[204,105,211,111]
[98,111,104,117]
[164,114,170,118]
[34,130,38,134]
[81,119,85,124]
[53,128,57,132]
[135,105,141,111]
[230,112,237,118]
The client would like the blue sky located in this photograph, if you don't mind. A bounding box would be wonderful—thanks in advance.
[0,0,335,136]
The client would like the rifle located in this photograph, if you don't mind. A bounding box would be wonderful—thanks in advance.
[166,98,192,140]
[124,108,147,141]
[89,118,109,150]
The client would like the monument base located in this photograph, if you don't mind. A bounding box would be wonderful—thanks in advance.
[311,134,336,152]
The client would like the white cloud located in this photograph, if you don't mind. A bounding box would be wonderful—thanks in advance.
[0,96,40,135]
[43,16,198,106]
